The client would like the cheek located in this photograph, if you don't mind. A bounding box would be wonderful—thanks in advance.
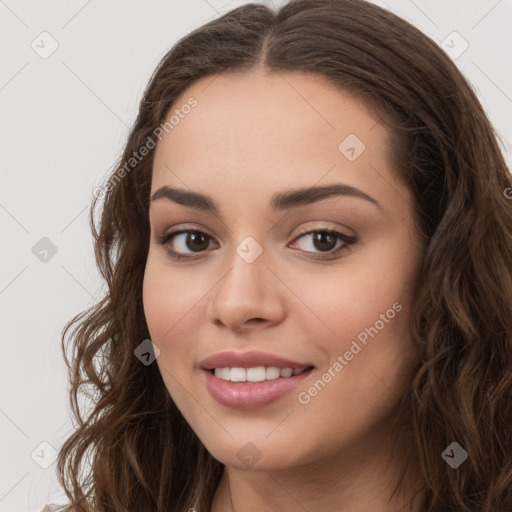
[287,241,418,337]
[142,252,202,340]
[142,251,217,376]
[142,256,199,406]
[142,256,195,384]
[283,237,420,394]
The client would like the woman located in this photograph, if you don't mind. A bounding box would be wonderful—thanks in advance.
[47,0,512,510]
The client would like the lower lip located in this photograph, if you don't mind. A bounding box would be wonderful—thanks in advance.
[201,368,314,409]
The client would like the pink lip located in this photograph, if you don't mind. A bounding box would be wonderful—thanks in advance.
[199,350,312,370]
[201,367,315,409]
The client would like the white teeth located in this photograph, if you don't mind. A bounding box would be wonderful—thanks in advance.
[265,366,280,380]
[214,367,231,380]
[212,366,310,382]
[230,367,246,382]
[246,367,266,382]
[280,368,293,378]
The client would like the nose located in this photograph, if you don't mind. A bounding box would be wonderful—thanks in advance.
[206,244,286,332]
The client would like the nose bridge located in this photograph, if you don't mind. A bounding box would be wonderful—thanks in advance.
[217,235,269,303]
[207,233,284,328]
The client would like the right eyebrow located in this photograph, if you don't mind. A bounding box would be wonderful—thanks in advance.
[270,183,381,211]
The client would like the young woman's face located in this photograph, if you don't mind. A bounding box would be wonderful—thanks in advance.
[143,70,425,470]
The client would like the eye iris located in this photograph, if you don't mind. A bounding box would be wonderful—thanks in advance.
[313,232,337,251]
[187,231,209,251]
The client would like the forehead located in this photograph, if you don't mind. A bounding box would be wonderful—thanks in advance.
[151,70,398,208]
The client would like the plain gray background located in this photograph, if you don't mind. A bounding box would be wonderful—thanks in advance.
[1,1,511,510]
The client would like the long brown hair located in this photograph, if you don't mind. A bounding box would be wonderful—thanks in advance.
[57,1,512,510]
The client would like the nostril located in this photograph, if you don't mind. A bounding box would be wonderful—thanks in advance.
[248,318,265,325]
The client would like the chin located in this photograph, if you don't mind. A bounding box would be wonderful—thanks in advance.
[200,433,312,472]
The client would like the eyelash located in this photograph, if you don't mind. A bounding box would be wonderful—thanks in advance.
[156,226,357,261]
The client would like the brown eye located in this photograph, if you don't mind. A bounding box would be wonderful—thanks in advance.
[157,230,215,258]
[310,231,338,251]
[179,231,210,252]
[290,229,357,259]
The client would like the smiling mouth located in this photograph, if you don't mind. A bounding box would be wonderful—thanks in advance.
[207,365,315,383]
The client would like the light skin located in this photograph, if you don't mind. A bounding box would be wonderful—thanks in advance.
[142,69,426,512]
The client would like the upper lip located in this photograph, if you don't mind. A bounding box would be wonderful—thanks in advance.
[199,350,314,370]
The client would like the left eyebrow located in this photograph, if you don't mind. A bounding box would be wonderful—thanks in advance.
[150,183,382,213]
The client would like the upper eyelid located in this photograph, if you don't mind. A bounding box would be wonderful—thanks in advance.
[160,223,353,238]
